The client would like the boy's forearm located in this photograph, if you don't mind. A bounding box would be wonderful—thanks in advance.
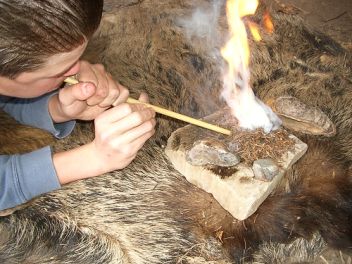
[52,143,104,184]
[0,147,61,211]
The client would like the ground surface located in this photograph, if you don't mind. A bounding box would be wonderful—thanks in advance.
[273,2,352,262]
[101,1,352,263]
[103,0,352,49]
[278,0,352,50]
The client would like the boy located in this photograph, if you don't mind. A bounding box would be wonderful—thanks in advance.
[0,0,156,210]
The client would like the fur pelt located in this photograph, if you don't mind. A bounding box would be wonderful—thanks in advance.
[0,0,351,263]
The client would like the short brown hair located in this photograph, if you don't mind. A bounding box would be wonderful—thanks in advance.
[0,0,103,78]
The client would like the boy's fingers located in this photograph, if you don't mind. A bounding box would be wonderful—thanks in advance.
[77,61,107,106]
[112,83,130,106]
[96,74,121,107]
[138,92,150,103]
[85,70,109,106]
[115,119,156,145]
[107,108,156,136]
[59,83,96,106]
[76,61,99,87]
[110,126,156,156]
[95,103,147,125]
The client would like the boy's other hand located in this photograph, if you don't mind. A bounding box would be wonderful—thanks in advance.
[49,60,129,123]
[90,100,156,174]
[53,96,156,183]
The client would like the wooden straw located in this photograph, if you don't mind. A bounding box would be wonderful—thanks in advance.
[64,77,232,136]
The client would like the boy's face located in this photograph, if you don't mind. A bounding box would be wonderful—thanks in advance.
[0,41,88,98]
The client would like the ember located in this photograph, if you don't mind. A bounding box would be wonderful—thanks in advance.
[229,128,295,165]
[182,108,295,165]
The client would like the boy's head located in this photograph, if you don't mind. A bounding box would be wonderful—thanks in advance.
[0,0,103,79]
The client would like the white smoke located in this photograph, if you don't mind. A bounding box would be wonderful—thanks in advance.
[176,1,224,42]
[221,79,282,133]
[176,0,282,133]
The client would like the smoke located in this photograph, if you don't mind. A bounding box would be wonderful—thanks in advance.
[219,0,282,133]
[176,1,224,42]
[176,0,281,133]
[174,0,227,116]
[222,78,282,133]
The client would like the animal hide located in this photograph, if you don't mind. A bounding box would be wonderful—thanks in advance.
[0,0,351,263]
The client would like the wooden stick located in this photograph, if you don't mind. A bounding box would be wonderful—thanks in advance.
[64,77,232,136]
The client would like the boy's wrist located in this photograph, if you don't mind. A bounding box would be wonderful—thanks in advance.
[79,142,107,176]
[53,143,105,184]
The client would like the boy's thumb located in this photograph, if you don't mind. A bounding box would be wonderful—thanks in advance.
[59,82,96,105]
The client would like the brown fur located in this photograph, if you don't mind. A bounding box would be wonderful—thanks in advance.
[0,0,351,263]
[0,109,54,155]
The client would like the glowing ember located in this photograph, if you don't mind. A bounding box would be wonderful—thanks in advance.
[264,12,274,33]
[221,0,281,133]
[248,21,262,41]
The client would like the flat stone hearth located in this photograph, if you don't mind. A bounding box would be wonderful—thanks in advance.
[165,108,307,220]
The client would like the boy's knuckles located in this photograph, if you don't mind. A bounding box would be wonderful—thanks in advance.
[119,145,134,157]
[96,131,112,144]
[149,109,156,118]
[127,111,145,124]
[119,103,134,115]
[110,88,120,98]
[142,120,155,132]
[119,84,129,92]
[147,129,156,138]
[94,63,105,71]
[94,115,113,129]
[134,112,146,124]
[107,89,120,103]
[96,87,108,98]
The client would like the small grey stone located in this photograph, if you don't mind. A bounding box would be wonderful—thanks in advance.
[186,139,240,167]
[228,142,241,153]
[252,159,279,181]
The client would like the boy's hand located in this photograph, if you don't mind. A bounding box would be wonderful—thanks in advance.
[53,95,156,183]
[90,98,156,174]
[49,60,129,122]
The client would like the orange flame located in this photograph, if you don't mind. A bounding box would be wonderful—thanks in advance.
[263,11,274,33]
[221,0,259,69]
[220,0,281,133]
[248,21,262,41]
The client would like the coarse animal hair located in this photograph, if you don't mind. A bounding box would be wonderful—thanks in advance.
[0,0,351,263]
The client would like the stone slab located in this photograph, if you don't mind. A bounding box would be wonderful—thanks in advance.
[165,110,307,220]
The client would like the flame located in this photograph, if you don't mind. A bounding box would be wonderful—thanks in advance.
[263,11,274,33]
[248,21,262,41]
[220,0,281,133]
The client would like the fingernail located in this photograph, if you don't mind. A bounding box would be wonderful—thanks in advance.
[82,83,93,95]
